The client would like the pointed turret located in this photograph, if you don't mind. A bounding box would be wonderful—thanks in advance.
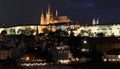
[47,4,51,14]
[41,10,44,17]
[96,18,99,24]
[92,18,96,25]
[56,9,58,16]
[40,10,45,25]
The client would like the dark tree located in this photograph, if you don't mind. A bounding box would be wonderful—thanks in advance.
[97,32,105,37]
[1,30,7,36]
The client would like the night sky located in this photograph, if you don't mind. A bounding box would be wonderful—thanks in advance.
[0,0,120,26]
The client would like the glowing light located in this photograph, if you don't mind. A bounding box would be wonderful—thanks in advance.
[118,55,120,58]
[81,48,89,52]
[76,58,80,61]
[108,59,112,61]
[81,48,86,52]
[21,63,47,66]
[58,60,71,64]
[112,59,115,61]
[25,56,30,61]
[103,58,107,62]
[83,40,87,44]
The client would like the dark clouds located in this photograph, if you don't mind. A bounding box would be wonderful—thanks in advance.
[0,0,120,26]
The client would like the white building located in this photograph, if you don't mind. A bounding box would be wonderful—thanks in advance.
[74,24,120,37]
[72,18,120,37]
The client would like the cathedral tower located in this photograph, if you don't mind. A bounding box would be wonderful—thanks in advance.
[40,10,45,25]
[46,5,51,24]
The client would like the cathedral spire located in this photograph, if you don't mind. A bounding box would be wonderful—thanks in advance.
[56,9,58,16]
[41,10,44,17]
[40,10,45,25]
[48,4,51,14]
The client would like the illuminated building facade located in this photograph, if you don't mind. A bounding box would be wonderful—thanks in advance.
[73,18,120,37]
[40,5,70,25]
[73,24,120,37]
[0,21,120,37]
[39,5,71,32]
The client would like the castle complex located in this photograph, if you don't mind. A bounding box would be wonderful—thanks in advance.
[0,5,71,35]
[0,5,120,37]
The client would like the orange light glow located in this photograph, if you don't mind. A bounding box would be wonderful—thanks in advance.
[26,56,30,61]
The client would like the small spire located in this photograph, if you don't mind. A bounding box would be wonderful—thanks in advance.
[96,18,99,24]
[56,9,58,16]
[92,18,96,25]
[41,9,44,16]
[48,4,50,13]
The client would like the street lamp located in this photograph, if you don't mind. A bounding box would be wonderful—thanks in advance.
[83,40,87,44]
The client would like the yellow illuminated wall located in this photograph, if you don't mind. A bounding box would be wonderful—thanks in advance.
[73,24,120,37]
[0,24,120,37]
